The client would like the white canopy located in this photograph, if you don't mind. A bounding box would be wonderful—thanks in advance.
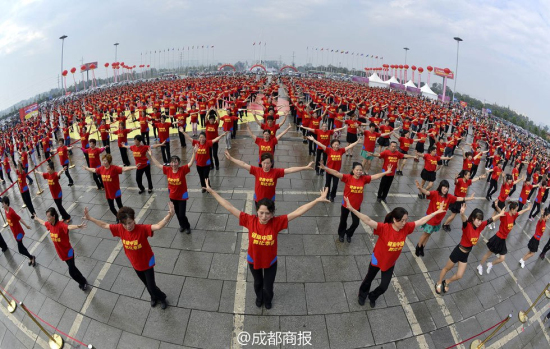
[384,76,400,84]
[404,80,417,88]
[420,84,438,100]
[368,73,389,89]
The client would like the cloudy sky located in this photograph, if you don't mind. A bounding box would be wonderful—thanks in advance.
[0,0,549,125]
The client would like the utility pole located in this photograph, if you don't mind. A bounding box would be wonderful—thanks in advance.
[292,51,295,66]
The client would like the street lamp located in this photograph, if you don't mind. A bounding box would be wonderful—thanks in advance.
[59,35,67,79]
[114,43,119,61]
[452,37,463,104]
[403,47,409,65]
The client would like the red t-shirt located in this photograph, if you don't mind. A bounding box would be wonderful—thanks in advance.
[84,147,105,168]
[204,121,220,140]
[57,146,69,166]
[325,148,346,171]
[315,129,334,148]
[163,165,191,200]
[341,174,372,210]
[496,212,518,239]
[110,224,155,271]
[533,219,547,241]
[497,183,513,202]
[96,166,123,199]
[536,186,547,203]
[16,170,29,193]
[239,212,288,269]
[379,150,404,176]
[362,131,380,152]
[116,129,132,147]
[6,208,24,241]
[45,221,74,261]
[423,154,440,172]
[155,122,172,143]
[454,178,472,197]
[372,222,416,271]
[42,172,62,199]
[255,137,278,159]
[491,167,502,180]
[130,145,150,169]
[519,183,533,204]
[426,191,457,225]
[460,220,488,248]
[399,137,413,152]
[249,166,285,201]
[192,139,213,167]
[345,120,360,134]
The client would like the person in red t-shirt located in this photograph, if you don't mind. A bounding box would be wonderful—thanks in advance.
[35,162,72,222]
[418,146,453,196]
[83,139,108,190]
[205,179,329,309]
[34,208,88,290]
[302,122,346,174]
[247,124,291,165]
[491,173,524,225]
[309,137,359,201]
[182,130,227,190]
[0,197,35,266]
[225,151,313,202]
[477,202,531,275]
[485,161,505,201]
[15,161,36,217]
[82,154,136,221]
[84,203,175,309]
[519,208,550,268]
[122,135,163,194]
[435,205,505,294]
[528,180,550,221]
[54,138,74,186]
[415,179,474,256]
[320,161,391,242]
[442,170,487,231]
[222,111,239,147]
[360,123,392,174]
[110,122,137,167]
[374,141,418,203]
[150,144,197,233]
[344,199,445,307]
[517,178,538,211]
[154,115,174,165]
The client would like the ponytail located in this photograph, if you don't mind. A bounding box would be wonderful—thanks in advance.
[384,207,408,224]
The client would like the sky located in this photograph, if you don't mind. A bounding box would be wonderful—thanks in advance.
[0,0,549,125]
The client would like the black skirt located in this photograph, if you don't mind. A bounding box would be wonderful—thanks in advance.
[487,234,507,255]
[415,142,425,153]
[421,169,436,182]
[527,237,539,253]
[346,133,358,144]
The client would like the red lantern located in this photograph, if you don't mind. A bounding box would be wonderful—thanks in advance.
[147,65,150,68]
[104,63,109,67]
[62,70,68,76]
[112,62,117,66]
[411,65,416,71]
[133,65,136,68]
[399,65,403,69]
[418,67,424,73]
[70,67,76,74]
[90,64,96,69]
[444,68,451,74]
[404,65,409,69]
[121,62,125,65]
[427,66,433,72]
[80,65,86,71]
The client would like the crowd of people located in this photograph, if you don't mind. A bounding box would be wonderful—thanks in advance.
[0,73,548,315]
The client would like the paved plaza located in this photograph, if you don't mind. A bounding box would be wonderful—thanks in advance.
[0,122,549,349]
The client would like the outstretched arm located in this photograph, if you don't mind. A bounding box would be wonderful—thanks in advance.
[414,208,447,227]
[151,202,175,231]
[370,165,393,181]
[307,135,326,151]
[287,188,330,222]
[518,204,532,216]
[284,161,314,174]
[415,180,430,196]
[276,125,292,141]
[203,179,241,218]
[83,207,110,230]
[245,123,257,142]
[318,162,343,179]
[343,197,378,229]
[344,140,360,152]
[187,145,198,167]
[225,150,251,171]
[148,148,164,170]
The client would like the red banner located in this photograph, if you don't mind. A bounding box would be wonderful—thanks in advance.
[434,67,454,79]
[19,103,38,122]
[460,101,468,107]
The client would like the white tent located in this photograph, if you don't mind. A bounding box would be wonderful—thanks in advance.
[384,76,400,84]
[420,84,438,100]
[404,80,417,88]
[368,73,389,89]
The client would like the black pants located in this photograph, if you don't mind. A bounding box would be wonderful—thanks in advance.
[141,132,150,146]
[54,198,71,220]
[232,121,238,139]
[377,175,394,200]
[35,144,41,157]
[44,151,52,163]
[359,264,395,301]
[308,132,316,155]
[209,143,219,169]
[107,197,123,218]
[528,187,536,201]
[119,147,130,166]
[200,113,206,127]
[0,234,6,251]
[0,170,4,182]
[541,238,550,256]
[134,267,166,301]
[17,240,33,259]
[487,179,498,198]
[470,164,479,178]
[325,173,339,199]
[508,184,517,197]
[83,152,90,167]
[161,142,171,164]
[248,262,277,305]
[338,206,361,238]
[136,165,153,191]
[63,165,74,184]
[196,165,210,188]
[5,170,12,183]
[66,258,87,286]
[102,139,111,154]
[21,190,36,216]
[93,172,103,189]
[178,131,186,148]
[171,199,190,229]
[315,149,327,174]
[529,202,541,219]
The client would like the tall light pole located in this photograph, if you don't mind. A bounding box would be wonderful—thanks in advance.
[59,35,67,87]
[403,47,409,64]
[114,43,119,61]
[452,37,463,104]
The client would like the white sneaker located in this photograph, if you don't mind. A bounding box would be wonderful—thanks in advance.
[487,262,493,274]
[527,199,531,203]
[477,264,483,275]
[519,259,525,269]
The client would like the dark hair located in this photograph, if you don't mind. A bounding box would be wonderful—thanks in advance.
[262,129,271,136]
[1,196,9,206]
[428,146,436,153]
[134,135,143,143]
[369,122,376,128]
[467,208,484,224]
[505,174,513,181]
[47,162,55,171]
[508,201,519,210]
[102,154,112,164]
[260,152,274,164]
[117,207,135,223]
[543,208,550,218]
[46,207,59,225]
[384,207,408,224]
[458,170,471,179]
[465,152,472,158]
[350,162,363,174]
[170,155,181,164]
[255,198,275,213]
[266,116,274,121]
[331,139,341,146]
[89,139,97,145]
[437,180,450,196]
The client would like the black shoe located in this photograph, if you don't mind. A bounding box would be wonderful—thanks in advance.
[369,298,376,308]
[420,245,425,257]
[541,253,546,260]
[160,299,168,309]
[185,228,191,235]
[339,236,344,242]
[329,197,335,203]
[376,198,382,203]
[201,189,207,193]
[1,248,7,252]
[486,196,491,202]
[381,199,387,204]
[303,140,307,144]
[151,299,158,307]
[79,283,88,291]
[264,302,272,310]
[358,295,366,306]
[415,245,420,257]
[179,227,185,232]
[347,236,351,243]
[148,189,153,194]
[215,167,219,171]
[68,182,74,187]
[138,190,144,194]
[255,298,263,307]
